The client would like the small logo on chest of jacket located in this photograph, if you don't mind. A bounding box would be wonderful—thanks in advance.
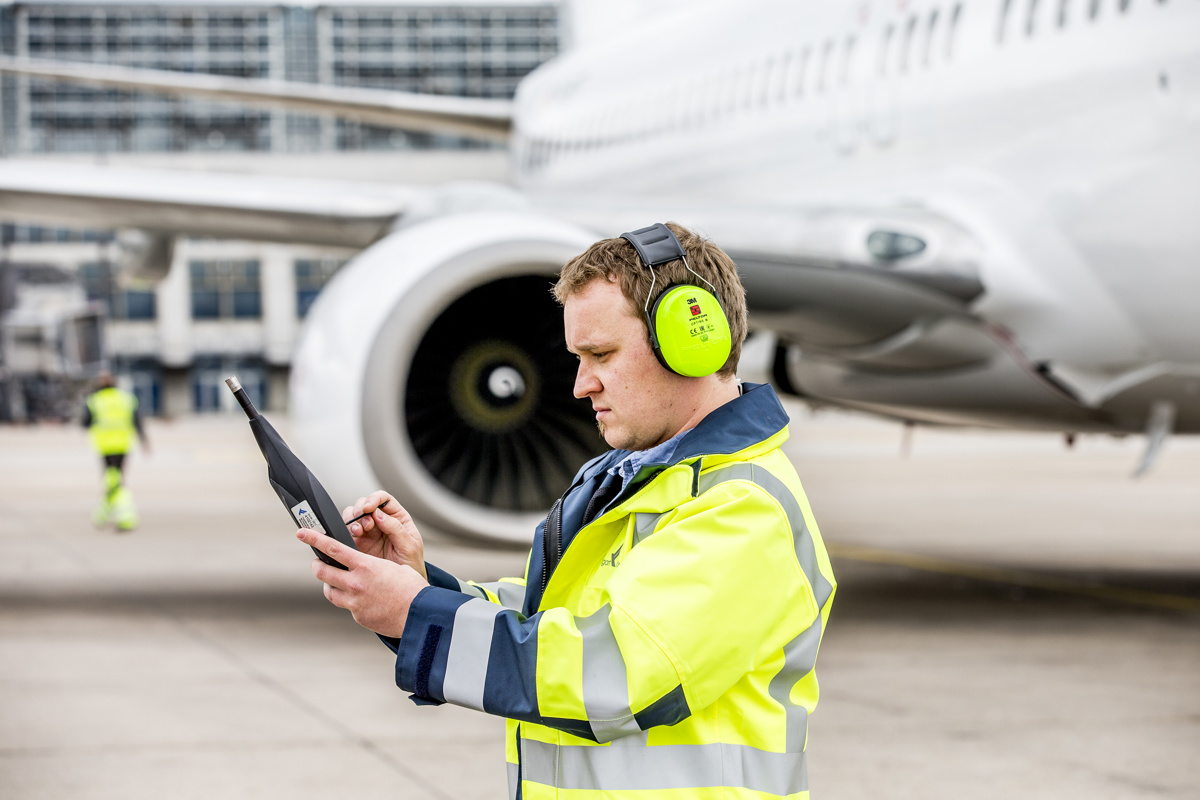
[601,544,623,568]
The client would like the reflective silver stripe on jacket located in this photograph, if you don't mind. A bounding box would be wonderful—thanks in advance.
[767,619,821,752]
[578,604,642,742]
[455,579,489,600]
[459,578,526,611]
[507,762,519,800]
[632,511,666,546]
[442,598,500,710]
[696,463,834,609]
[522,740,808,795]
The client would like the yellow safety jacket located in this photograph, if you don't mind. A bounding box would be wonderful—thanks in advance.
[86,387,139,456]
[390,383,836,799]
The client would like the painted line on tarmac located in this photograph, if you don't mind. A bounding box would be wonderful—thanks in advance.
[828,543,1200,613]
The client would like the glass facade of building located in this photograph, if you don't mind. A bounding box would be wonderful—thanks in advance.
[0,2,558,154]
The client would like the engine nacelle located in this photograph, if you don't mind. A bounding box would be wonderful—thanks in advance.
[290,212,604,546]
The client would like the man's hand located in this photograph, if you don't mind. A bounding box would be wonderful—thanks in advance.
[341,491,427,580]
[297,527,428,638]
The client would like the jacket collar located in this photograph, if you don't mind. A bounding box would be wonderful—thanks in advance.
[665,381,790,465]
[585,382,789,479]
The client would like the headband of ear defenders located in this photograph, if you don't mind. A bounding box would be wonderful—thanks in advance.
[620,223,687,268]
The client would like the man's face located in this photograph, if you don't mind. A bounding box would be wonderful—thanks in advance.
[564,278,690,451]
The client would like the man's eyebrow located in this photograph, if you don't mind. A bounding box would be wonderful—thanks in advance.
[567,340,615,354]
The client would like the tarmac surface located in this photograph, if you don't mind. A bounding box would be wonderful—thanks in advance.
[1,405,1198,799]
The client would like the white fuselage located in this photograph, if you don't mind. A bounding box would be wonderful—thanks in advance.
[510,0,1200,381]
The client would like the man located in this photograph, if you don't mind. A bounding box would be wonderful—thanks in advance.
[83,371,149,531]
[298,223,837,799]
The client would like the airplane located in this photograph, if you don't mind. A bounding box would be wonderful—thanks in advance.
[0,0,1197,546]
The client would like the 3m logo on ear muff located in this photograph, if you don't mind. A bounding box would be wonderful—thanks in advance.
[619,223,733,378]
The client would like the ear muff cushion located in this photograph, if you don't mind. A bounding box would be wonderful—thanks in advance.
[650,284,732,377]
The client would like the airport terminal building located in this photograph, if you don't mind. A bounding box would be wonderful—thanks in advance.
[0,0,557,419]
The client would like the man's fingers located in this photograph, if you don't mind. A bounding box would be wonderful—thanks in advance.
[297,528,363,573]
[365,491,397,515]
[322,581,353,609]
[309,557,355,594]
[342,491,399,522]
[372,507,407,538]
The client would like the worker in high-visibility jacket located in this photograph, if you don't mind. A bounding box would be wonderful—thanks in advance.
[298,223,837,799]
[82,371,149,531]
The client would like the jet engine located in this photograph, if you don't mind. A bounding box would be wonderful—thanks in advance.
[289,212,606,546]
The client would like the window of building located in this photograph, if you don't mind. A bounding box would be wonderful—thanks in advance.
[189,259,261,320]
[79,262,157,321]
[112,356,161,415]
[294,257,347,318]
[192,356,265,412]
[2,224,110,244]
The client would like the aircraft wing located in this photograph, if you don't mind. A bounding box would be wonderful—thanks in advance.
[0,160,421,248]
[0,57,512,142]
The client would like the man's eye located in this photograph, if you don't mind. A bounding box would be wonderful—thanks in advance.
[593,351,610,359]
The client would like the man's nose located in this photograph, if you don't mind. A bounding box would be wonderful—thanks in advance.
[573,362,600,399]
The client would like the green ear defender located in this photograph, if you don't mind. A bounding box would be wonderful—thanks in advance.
[620,224,733,377]
[648,283,733,377]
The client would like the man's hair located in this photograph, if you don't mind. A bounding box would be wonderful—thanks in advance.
[552,222,748,378]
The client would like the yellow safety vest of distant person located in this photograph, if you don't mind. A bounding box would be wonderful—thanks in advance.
[389,383,837,800]
[87,387,138,456]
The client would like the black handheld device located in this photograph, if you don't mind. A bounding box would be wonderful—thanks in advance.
[226,375,357,570]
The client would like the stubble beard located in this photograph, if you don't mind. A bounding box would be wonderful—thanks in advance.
[596,418,658,452]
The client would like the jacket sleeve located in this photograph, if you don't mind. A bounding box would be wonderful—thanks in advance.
[379,560,529,655]
[425,560,530,611]
[393,479,821,742]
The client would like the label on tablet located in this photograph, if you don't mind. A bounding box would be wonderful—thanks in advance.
[291,501,325,534]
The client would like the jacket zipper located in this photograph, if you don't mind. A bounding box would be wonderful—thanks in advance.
[538,496,563,599]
